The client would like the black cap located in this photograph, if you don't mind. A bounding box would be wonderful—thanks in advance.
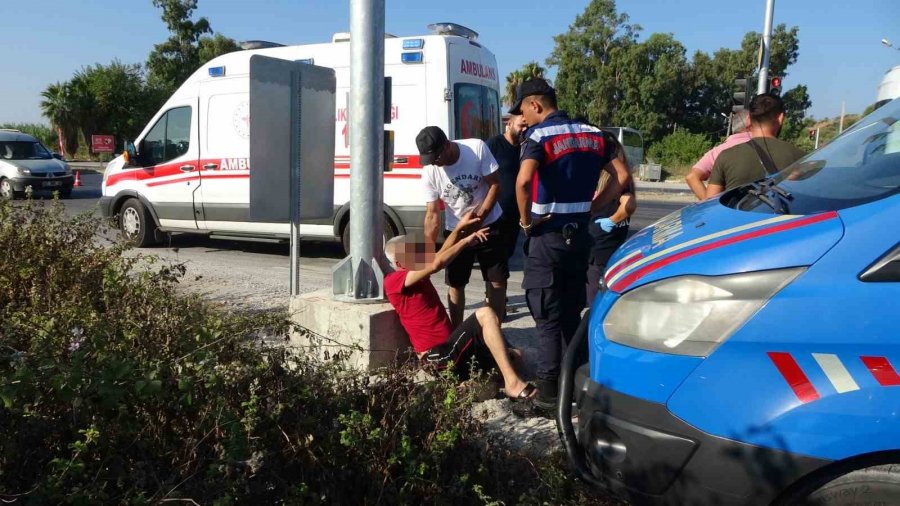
[416,126,449,165]
[508,78,556,115]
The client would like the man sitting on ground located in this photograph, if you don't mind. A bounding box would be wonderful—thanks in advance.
[384,211,536,401]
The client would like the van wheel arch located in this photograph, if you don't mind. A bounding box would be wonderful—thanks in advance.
[112,191,162,229]
[337,206,400,256]
[773,451,900,506]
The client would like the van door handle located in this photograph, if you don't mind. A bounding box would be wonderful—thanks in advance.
[180,165,195,172]
[203,163,218,170]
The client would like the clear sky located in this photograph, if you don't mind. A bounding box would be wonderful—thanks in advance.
[2,0,898,125]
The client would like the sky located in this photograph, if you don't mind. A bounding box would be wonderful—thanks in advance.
[1,0,898,126]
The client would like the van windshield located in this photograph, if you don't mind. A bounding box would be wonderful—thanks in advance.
[454,83,500,140]
[733,98,900,214]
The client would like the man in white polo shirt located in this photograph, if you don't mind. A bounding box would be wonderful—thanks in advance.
[418,126,506,328]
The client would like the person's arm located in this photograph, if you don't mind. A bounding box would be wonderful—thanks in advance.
[609,192,636,223]
[405,212,486,287]
[686,169,708,200]
[592,156,631,212]
[424,199,441,244]
[593,140,632,212]
[705,159,727,199]
[476,172,500,221]
[516,159,539,228]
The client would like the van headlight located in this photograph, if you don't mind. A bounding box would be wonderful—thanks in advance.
[603,268,805,357]
[17,167,31,176]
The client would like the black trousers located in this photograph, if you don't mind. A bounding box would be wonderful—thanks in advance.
[585,221,630,307]
[522,222,590,382]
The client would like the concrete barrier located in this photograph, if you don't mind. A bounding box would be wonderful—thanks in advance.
[289,288,413,371]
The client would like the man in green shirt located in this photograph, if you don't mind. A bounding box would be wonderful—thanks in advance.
[706,93,805,198]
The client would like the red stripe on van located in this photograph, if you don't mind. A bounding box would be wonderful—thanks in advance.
[768,352,820,403]
[861,356,900,386]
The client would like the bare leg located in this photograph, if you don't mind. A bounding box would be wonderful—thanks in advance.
[474,307,530,397]
[486,280,507,320]
[448,286,465,329]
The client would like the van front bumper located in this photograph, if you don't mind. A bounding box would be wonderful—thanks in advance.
[573,367,830,505]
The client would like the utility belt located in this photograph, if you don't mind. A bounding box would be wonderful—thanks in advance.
[528,213,590,249]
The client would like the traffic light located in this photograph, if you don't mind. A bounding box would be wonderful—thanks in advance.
[732,77,752,112]
[769,76,782,95]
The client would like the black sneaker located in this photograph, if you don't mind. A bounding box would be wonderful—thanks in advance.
[533,378,559,414]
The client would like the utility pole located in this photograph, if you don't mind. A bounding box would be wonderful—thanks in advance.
[332,0,387,301]
[839,101,846,134]
[758,0,775,95]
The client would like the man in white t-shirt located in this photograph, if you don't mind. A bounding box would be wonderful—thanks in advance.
[417,126,507,328]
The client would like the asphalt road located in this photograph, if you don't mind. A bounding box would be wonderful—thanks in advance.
[52,171,689,310]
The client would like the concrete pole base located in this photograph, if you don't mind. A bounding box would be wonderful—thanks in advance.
[289,288,412,371]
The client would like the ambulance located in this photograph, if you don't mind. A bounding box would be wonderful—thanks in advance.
[559,98,900,505]
[99,23,502,250]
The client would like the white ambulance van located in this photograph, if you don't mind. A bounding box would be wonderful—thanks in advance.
[100,23,502,251]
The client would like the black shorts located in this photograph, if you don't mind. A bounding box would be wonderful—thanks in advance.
[443,222,510,288]
[421,314,493,378]
[496,215,521,260]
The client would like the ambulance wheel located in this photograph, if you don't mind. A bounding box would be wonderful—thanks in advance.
[119,198,160,247]
[341,215,394,256]
[781,464,900,505]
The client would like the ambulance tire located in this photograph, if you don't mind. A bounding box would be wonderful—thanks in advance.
[341,215,394,256]
[784,464,900,505]
[119,198,160,247]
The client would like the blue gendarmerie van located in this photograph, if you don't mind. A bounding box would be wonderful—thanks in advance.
[558,99,900,506]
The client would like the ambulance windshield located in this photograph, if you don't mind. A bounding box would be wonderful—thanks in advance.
[734,98,900,214]
[454,83,501,140]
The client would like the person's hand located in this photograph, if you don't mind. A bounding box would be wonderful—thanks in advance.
[595,217,617,233]
[520,214,552,236]
[456,210,482,232]
[466,227,490,246]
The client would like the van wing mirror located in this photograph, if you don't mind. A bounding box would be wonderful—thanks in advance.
[51,153,64,160]
[123,140,137,166]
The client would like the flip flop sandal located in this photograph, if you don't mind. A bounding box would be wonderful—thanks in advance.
[505,382,537,401]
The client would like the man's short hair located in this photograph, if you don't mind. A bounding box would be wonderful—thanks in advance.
[749,93,785,125]
[731,109,751,134]
[535,93,557,110]
[384,235,407,267]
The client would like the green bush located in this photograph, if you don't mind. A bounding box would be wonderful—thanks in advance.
[647,130,713,179]
[0,200,606,504]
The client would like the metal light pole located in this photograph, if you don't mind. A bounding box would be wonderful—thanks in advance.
[758,0,775,95]
[882,38,900,52]
[332,0,386,302]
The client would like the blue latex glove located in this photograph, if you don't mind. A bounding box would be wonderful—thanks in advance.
[595,217,617,233]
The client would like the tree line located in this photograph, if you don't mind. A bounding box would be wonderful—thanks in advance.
[505,0,819,174]
[38,0,240,158]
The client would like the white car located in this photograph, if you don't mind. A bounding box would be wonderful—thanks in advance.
[0,129,74,200]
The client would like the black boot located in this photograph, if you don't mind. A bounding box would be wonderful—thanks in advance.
[533,377,559,414]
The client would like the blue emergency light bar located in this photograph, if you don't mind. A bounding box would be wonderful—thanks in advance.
[402,38,425,49]
[401,52,423,64]
[297,58,315,65]
[208,66,226,77]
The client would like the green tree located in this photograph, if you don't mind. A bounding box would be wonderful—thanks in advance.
[682,24,802,138]
[780,84,812,143]
[613,33,689,142]
[503,61,546,106]
[546,0,640,125]
[199,33,242,65]
[75,61,154,151]
[646,129,713,178]
[146,0,213,94]
[40,82,79,156]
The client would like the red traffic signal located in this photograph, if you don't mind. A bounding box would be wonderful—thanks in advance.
[769,76,783,95]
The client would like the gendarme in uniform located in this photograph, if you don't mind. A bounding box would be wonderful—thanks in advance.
[510,78,619,409]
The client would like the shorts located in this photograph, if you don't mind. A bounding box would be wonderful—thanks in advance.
[421,314,493,378]
[496,215,522,260]
[443,222,510,288]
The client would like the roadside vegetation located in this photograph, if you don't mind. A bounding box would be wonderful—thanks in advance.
[0,199,610,504]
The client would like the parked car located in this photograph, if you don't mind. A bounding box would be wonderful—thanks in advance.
[0,129,74,200]
[559,98,900,505]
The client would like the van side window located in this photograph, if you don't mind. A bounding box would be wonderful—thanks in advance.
[141,106,192,166]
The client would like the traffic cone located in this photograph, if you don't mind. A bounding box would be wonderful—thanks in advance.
[73,171,82,187]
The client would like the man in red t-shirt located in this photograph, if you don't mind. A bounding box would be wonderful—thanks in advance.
[384,211,536,401]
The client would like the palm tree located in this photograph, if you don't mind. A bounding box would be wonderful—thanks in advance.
[504,61,547,106]
[40,82,79,157]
